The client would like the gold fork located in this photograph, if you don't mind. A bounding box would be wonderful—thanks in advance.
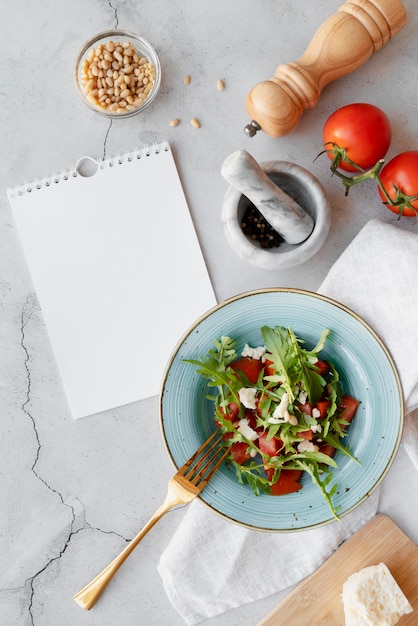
[74,429,229,610]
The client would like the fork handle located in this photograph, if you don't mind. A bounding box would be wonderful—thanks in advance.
[74,497,174,610]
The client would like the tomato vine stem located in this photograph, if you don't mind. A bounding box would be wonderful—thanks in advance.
[317,142,418,218]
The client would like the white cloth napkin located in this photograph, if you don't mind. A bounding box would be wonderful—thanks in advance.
[158,219,418,624]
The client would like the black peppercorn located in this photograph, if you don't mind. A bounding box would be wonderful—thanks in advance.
[241,203,284,249]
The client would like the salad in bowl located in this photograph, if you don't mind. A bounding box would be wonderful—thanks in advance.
[160,289,403,531]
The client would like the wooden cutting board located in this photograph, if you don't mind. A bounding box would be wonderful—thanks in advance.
[257,515,417,626]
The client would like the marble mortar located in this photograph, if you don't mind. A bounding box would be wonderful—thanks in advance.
[221,160,331,270]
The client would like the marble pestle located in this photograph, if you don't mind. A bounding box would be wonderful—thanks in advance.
[221,150,314,245]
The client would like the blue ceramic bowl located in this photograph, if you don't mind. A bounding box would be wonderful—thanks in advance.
[159,289,403,531]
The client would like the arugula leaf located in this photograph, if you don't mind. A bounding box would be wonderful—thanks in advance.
[261,326,330,406]
[288,327,327,406]
[296,460,340,520]
[184,336,241,405]
[231,460,271,495]
[261,326,297,401]
[323,433,360,464]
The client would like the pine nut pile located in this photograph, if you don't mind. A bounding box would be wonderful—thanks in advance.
[80,39,156,114]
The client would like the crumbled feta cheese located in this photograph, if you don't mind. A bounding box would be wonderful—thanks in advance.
[297,440,319,453]
[237,418,258,441]
[298,390,308,405]
[241,343,266,362]
[238,387,257,409]
[312,408,321,419]
[272,392,289,419]
[311,423,322,433]
[268,416,284,424]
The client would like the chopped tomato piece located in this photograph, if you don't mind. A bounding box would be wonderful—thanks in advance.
[319,444,336,458]
[258,431,282,459]
[219,402,239,422]
[244,409,258,430]
[265,468,303,495]
[339,395,359,429]
[264,359,276,377]
[229,441,251,465]
[316,399,331,418]
[230,356,264,384]
[315,359,329,376]
[298,402,313,416]
[297,429,314,440]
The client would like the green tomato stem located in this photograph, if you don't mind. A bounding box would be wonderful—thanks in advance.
[320,143,418,217]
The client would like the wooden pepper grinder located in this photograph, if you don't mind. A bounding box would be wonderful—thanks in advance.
[244,0,407,138]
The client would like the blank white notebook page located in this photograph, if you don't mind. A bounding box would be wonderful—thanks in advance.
[8,141,216,419]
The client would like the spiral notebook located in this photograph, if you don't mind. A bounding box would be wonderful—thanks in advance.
[7,141,216,419]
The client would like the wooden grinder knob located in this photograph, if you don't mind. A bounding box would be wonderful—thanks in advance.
[245,0,407,138]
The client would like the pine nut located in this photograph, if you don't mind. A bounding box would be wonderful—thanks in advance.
[184,75,191,84]
[80,39,157,115]
[217,79,225,91]
[169,118,180,127]
[191,118,201,128]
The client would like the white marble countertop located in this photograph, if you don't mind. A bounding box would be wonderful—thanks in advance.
[2,1,418,625]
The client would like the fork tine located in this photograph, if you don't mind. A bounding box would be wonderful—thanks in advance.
[193,444,230,489]
[179,429,229,488]
[182,429,220,465]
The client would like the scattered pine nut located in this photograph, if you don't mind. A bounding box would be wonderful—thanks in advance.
[184,75,191,85]
[217,79,225,91]
[169,118,180,127]
[190,118,200,128]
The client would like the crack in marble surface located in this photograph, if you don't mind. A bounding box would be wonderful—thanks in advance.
[10,6,131,617]
[16,298,131,623]
[109,0,119,29]
[100,2,119,159]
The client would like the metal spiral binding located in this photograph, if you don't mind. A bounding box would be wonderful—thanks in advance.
[7,141,170,198]
[100,140,169,169]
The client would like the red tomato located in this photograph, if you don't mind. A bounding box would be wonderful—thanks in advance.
[315,360,329,376]
[230,356,264,384]
[259,431,282,459]
[297,429,314,440]
[339,395,359,429]
[264,359,276,377]
[323,103,391,172]
[244,409,258,430]
[219,402,239,422]
[319,443,336,458]
[265,468,303,495]
[298,402,313,416]
[316,400,331,418]
[378,151,418,217]
[229,441,251,465]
